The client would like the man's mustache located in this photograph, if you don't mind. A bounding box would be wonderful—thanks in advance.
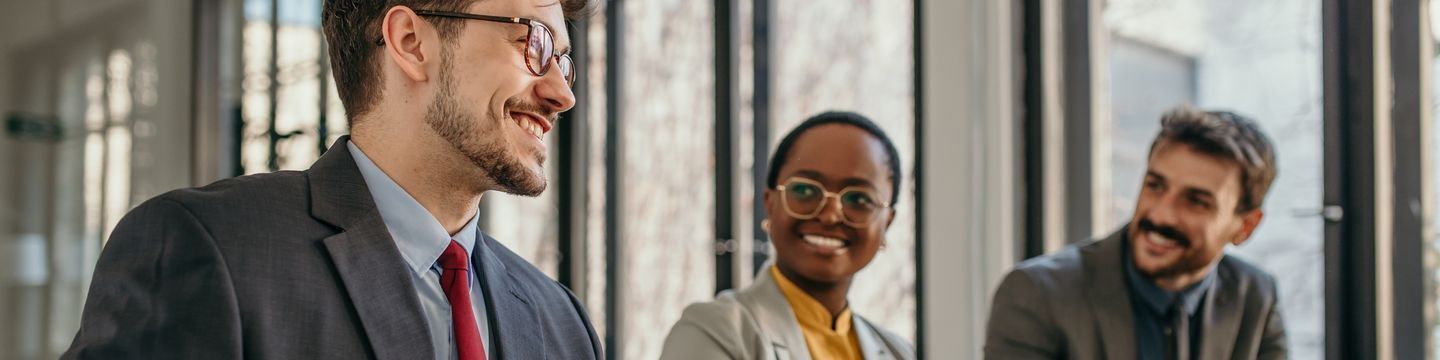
[1138,219,1190,248]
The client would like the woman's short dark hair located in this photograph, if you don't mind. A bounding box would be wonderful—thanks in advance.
[766,111,903,206]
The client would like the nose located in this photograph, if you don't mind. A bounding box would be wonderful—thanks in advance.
[816,195,844,226]
[534,63,576,112]
[1146,192,1181,228]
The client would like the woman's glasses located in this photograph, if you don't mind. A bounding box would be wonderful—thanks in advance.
[775,177,889,228]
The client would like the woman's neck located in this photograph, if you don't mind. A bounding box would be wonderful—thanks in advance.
[776,265,851,318]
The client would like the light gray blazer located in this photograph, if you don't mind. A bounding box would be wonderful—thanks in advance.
[660,265,916,360]
[984,227,1287,360]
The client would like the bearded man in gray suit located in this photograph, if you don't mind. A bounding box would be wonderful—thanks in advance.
[63,0,601,359]
[985,106,1287,360]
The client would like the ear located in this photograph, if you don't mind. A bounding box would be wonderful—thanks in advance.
[1231,209,1265,246]
[380,6,434,83]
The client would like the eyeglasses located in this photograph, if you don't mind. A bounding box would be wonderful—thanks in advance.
[379,10,575,85]
[775,177,890,228]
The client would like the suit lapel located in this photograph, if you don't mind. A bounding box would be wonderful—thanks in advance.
[310,137,435,360]
[475,232,544,359]
[852,315,895,360]
[1082,229,1138,360]
[740,265,811,360]
[1199,259,1242,360]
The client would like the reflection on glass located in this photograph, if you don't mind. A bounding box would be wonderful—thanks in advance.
[584,10,610,343]
[241,0,340,174]
[770,0,918,344]
[1104,0,1324,358]
[618,0,716,358]
[1429,0,1440,355]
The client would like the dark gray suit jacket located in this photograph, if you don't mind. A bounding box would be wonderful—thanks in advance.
[62,137,602,360]
[984,228,1287,360]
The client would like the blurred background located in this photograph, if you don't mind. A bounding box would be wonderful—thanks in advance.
[0,0,1436,359]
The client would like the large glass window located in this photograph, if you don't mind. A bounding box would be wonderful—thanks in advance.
[771,0,917,343]
[615,0,716,358]
[1102,0,1324,358]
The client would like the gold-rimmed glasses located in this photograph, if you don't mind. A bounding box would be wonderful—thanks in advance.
[775,177,890,228]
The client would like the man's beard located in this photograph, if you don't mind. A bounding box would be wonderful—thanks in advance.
[424,57,548,197]
[1132,218,1215,278]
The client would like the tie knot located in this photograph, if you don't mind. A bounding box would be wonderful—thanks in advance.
[439,240,470,270]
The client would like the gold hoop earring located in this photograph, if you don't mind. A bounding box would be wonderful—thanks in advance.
[761,219,771,234]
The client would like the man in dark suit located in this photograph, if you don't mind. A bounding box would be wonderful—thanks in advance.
[63,0,600,359]
[985,106,1287,360]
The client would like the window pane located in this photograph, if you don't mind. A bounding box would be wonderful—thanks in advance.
[1428,0,1440,356]
[1102,0,1324,358]
[618,0,715,358]
[242,0,334,174]
[771,0,918,344]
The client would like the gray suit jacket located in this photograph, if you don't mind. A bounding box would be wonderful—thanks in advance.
[62,137,602,360]
[659,264,916,360]
[984,228,1287,360]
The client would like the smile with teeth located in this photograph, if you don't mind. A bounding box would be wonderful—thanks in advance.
[1146,231,1180,248]
[803,234,849,254]
[513,113,547,140]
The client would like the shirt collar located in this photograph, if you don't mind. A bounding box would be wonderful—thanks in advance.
[349,142,480,275]
[770,266,854,335]
[1121,232,1215,316]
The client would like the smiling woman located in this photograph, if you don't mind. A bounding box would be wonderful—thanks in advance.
[659,112,916,360]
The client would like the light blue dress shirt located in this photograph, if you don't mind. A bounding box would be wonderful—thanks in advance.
[349,142,493,360]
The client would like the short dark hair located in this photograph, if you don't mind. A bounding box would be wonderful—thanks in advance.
[1148,105,1277,213]
[766,111,903,207]
[322,0,599,120]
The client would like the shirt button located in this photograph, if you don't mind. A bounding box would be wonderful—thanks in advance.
[1163,327,1173,335]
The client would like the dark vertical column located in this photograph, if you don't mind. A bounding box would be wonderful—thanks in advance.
[317,18,330,154]
[1060,0,1092,241]
[556,19,591,291]
[1021,0,1046,259]
[911,0,925,355]
[1323,0,1378,358]
[602,1,624,358]
[751,0,773,274]
[266,0,279,171]
[1390,0,1428,357]
[714,0,740,294]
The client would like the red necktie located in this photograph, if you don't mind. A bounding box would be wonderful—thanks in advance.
[440,240,486,360]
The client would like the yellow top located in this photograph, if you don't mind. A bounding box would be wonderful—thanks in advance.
[771,266,863,360]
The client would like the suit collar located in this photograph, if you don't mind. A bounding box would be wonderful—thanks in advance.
[741,263,899,360]
[740,264,812,359]
[475,231,545,359]
[1081,227,1138,360]
[852,315,899,360]
[309,137,436,360]
[1198,259,1243,359]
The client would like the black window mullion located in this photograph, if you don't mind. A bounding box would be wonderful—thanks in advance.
[1389,0,1429,357]
[751,0,773,275]
[266,0,280,171]
[602,1,624,358]
[714,0,740,295]
[1323,0,1379,358]
[556,19,591,291]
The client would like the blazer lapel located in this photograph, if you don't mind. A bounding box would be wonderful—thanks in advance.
[1199,259,1243,360]
[853,315,896,360]
[309,137,435,360]
[740,265,811,360]
[475,232,544,359]
[1082,229,1138,360]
